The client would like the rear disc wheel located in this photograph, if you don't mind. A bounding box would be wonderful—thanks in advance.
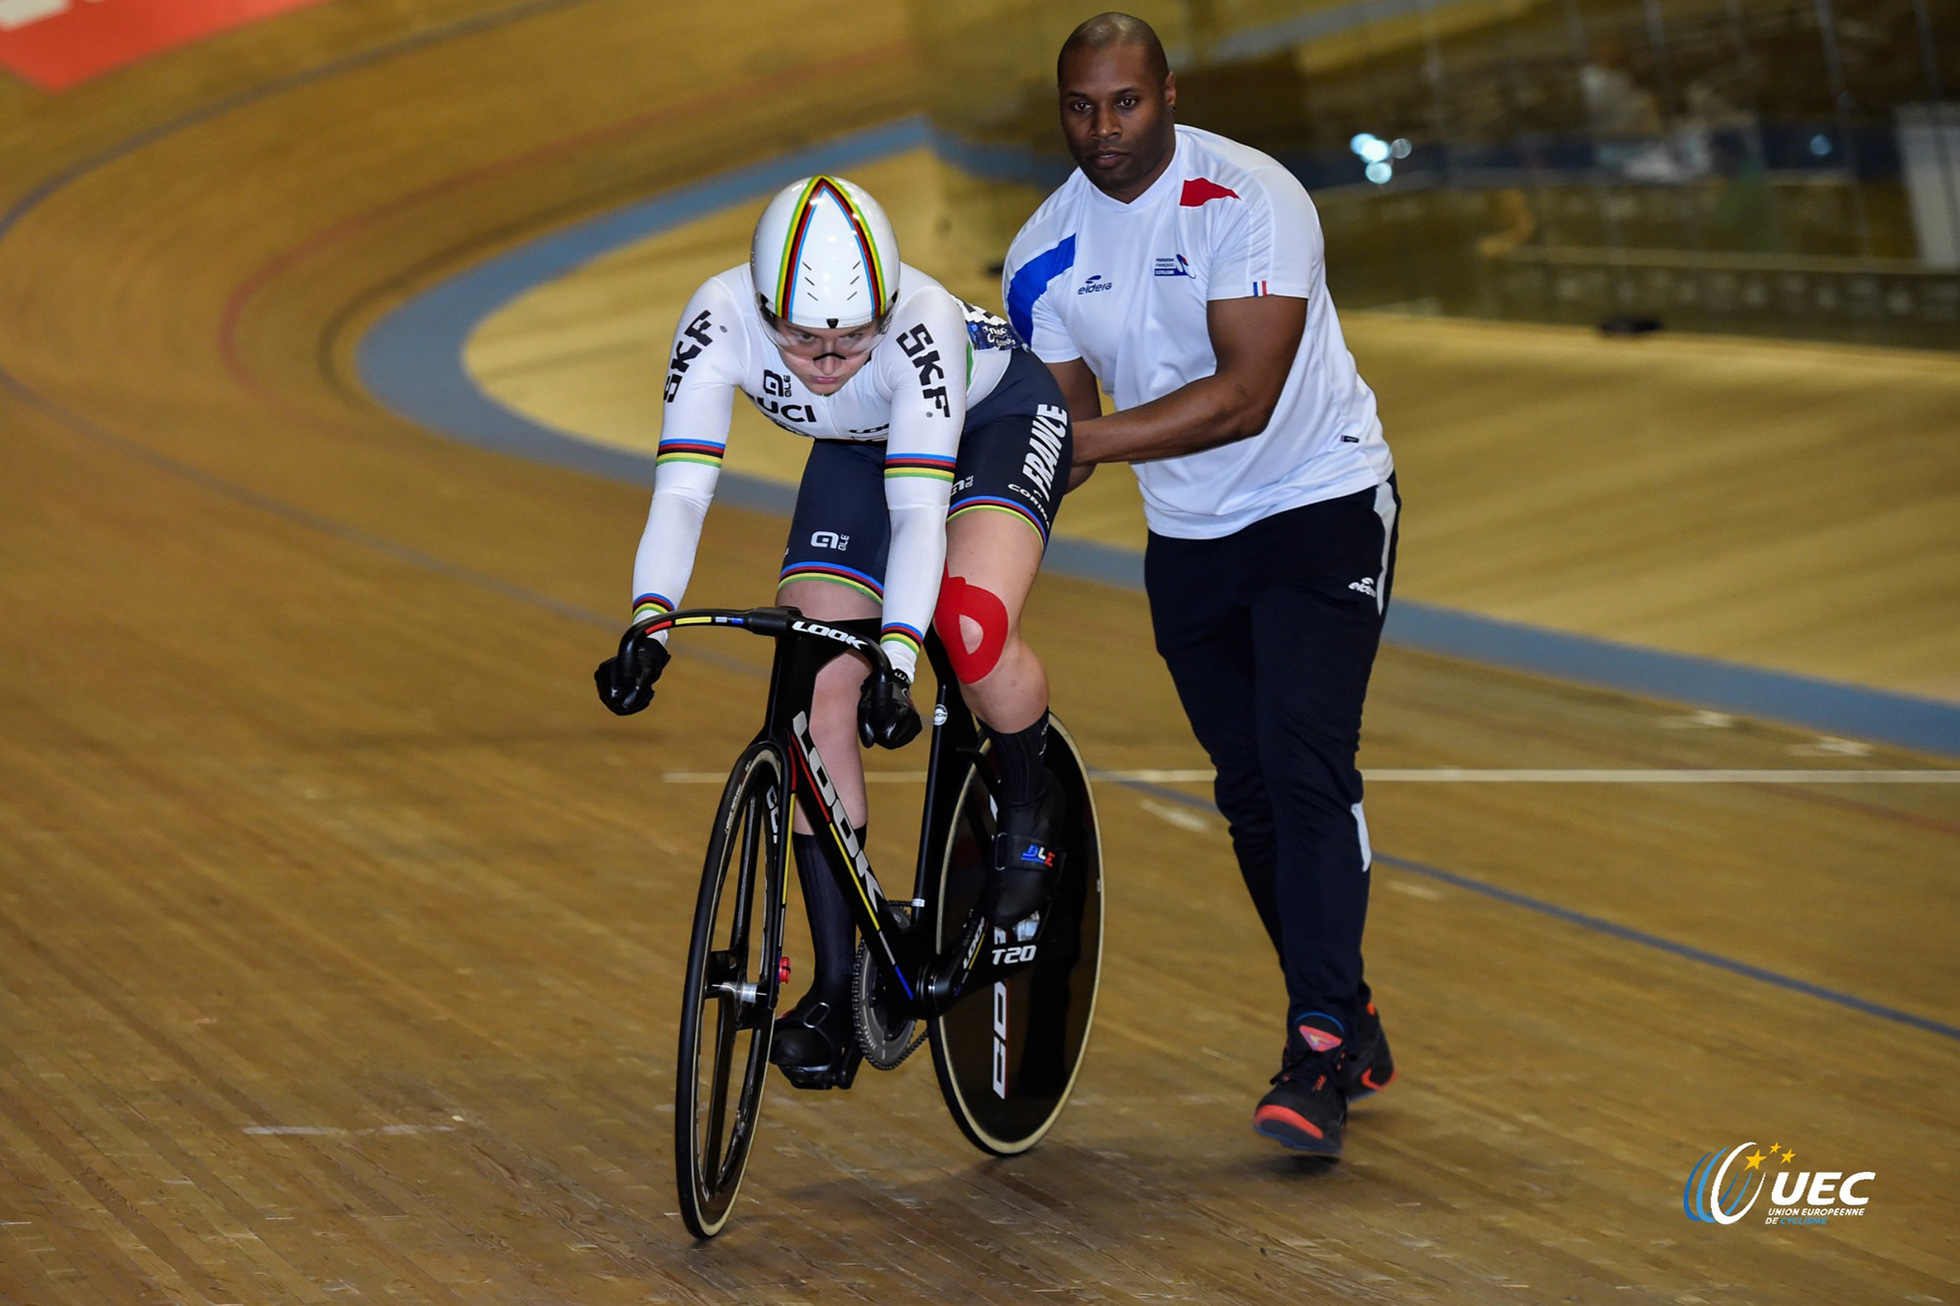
[927,716,1103,1155]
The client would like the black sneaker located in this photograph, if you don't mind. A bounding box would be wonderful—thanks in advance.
[985,781,1065,928]
[1252,1013,1348,1156]
[1342,997,1396,1100]
[768,993,861,1090]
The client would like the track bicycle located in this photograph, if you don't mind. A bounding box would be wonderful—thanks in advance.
[640,606,1104,1239]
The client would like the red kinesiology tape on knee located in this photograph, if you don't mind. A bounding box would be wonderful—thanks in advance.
[935,574,1009,683]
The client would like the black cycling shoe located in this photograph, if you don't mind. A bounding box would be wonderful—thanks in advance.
[985,782,1066,929]
[768,993,862,1090]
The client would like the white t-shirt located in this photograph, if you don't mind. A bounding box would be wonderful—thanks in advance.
[1001,125,1392,539]
[632,263,1015,678]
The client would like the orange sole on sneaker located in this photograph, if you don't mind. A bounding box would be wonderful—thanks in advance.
[1253,1105,1342,1157]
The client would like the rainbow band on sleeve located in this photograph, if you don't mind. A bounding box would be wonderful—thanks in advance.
[631,592,676,624]
[655,438,726,469]
[879,623,924,664]
[775,176,889,325]
[779,561,884,603]
[948,495,1050,545]
[884,451,956,482]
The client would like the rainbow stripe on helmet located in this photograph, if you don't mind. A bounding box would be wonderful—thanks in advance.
[773,176,890,326]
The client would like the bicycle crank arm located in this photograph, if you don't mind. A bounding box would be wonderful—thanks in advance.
[919,910,985,1013]
[920,910,1054,1013]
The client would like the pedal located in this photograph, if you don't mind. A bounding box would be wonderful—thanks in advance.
[777,1051,861,1091]
[769,997,861,1089]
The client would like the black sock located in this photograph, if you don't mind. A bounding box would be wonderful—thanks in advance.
[985,713,1050,829]
[791,831,858,1003]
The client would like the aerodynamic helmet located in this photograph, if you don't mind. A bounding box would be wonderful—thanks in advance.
[750,175,900,333]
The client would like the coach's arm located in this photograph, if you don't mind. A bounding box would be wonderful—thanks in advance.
[1054,294,1306,473]
[1044,357,1105,490]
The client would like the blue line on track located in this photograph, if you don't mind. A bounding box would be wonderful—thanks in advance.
[1107,774,1960,1043]
[0,0,611,630]
[5,16,1951,1051]
[353,126,1960,761]
[0,371,618,632]
[1375,850,1960,1042]
[357,118,935,512]
[1383,606,1960,760]
[2,366,779,686]
[0,0,788,693]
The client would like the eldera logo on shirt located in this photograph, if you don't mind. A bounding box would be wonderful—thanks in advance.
[1076,274,1114,295]
[1683,1141,1876,1226]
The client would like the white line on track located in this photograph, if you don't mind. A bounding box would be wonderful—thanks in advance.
[661,769,1960,785]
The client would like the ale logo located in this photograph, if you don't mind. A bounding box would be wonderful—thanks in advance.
[1684,1141,1875,1226]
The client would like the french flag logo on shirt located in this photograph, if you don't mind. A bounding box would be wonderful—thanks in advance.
[1181,177,1240,206]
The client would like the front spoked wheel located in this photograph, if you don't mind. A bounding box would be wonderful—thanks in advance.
[928,716,1103,1155]
[675,740,788,1239]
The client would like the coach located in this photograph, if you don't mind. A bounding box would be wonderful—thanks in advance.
[1001,12,1400,1157]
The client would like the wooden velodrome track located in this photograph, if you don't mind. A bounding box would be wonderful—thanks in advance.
[2,0,1957,1302]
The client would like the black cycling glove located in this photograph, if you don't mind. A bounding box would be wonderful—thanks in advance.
[857,667,921,749]
[595,624,672,716]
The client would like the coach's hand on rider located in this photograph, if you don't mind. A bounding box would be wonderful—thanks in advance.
[857,667,921,749]
[595,623,672,716]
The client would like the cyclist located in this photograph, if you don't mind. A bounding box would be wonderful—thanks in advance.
[596,175,1073,1089]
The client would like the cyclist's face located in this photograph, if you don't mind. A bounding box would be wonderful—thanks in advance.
[1058,40,1177,203]
[769,320,882,392]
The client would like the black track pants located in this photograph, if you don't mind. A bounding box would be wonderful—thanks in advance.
[1144,478,1400,1029]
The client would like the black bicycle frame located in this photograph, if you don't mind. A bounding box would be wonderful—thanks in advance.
[647,606,993,1018]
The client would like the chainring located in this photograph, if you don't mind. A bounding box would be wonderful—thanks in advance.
[852,939,925,1071]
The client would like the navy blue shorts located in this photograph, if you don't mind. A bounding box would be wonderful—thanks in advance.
[779,349,1071,602]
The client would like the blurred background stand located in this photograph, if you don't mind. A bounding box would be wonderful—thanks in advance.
[1900,101,1960,266]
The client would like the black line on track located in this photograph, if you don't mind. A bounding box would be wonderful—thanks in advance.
[1109,775,1960,1043]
